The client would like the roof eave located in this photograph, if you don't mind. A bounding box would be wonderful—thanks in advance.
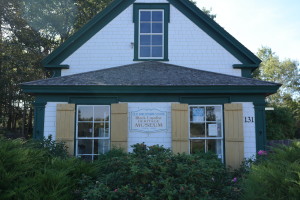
[21,85,280,95]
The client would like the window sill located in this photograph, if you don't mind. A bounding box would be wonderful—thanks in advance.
[133,58,169,61]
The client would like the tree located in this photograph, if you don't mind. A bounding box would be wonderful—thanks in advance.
[0,0,113,137]
[190,0,217,20]
[255,47,300,104]
[254,47,300,139]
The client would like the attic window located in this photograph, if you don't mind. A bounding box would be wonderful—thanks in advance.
[133,3,170,61]
[139,10,164,58]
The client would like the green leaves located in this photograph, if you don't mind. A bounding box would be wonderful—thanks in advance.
[242,142,300,200]
[81,144,238,200]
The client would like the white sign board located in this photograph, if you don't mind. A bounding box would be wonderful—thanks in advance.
[208,124,218,136]
[130,109,167,133]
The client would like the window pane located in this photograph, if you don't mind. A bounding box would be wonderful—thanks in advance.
[140,11,151,21]
[152,23,162,33]
[140,23,151,33]
[207,140,222,158]
[94,123,109,137]
[140,35,151,45]
[94,106,109,121]
[94,123,105,137]
[152,11,162,22]
[95,139,110,154]
[190,123,205,137]
[140,46,150,57]
[190,140,205,154]
[152,35,162,45]
[206,107,216,121]
[190,107,205,122]
[78,106,93,121]
[152,46,162,57]
[78,122,93,137]
[78,139,93,154]
[215,106,222,121]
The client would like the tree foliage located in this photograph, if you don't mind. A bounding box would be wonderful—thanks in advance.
[254,47,300,139]
[0,0,113,137]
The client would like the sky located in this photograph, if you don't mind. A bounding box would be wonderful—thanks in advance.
[194,0,300,63]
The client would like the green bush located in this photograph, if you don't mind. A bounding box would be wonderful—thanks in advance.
[242,142,300,200]
[0,137,95,200]
[80,143,239,200]
[266,106,297,139]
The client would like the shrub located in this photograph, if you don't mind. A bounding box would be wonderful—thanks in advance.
[242,142,300,200]
[80,143,239,200]
[0,137,94,200]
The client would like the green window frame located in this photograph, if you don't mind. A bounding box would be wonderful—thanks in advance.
[133,3,170,61]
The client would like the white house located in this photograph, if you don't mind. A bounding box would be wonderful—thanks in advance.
[22,0,280,169]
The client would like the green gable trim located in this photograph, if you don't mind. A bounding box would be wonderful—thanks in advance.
[22,85,280,95]
[133,3,170,61]
[41,0,261,68]
[233,64,259,69]
[44,64,69,69]
[241,69,253,78]
[41,0,135,66]
[233,64,260,78]
[168,0,261,65]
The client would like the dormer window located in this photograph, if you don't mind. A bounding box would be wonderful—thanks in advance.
[133,3,170,61]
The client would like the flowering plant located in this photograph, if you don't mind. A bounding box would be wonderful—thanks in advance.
[257,150,267,156]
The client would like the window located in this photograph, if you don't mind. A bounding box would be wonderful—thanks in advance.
[76,105,110,160]
[133,3,170,61]
[139,10,164,58]
[189,105,224,160]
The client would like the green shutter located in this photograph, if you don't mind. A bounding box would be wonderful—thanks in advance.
[56,104,75,155]
[172,103,189,154]
[111,103,128,152]
[224,103,244,170]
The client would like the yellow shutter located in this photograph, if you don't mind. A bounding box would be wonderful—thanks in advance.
[56,104,75,155]
[224,103,244,170]
[111,103,128,152]
[172,103,189,154]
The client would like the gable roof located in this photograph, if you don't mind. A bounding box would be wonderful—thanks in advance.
[22,61,280,95]
[42,0,261,69]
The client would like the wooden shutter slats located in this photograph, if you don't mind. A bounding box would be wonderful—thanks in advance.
[172,103,189,154]
[56,104,75,156]
[224,103,244,170]
[111,103,128,151]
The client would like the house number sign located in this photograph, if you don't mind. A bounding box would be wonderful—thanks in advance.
[130,109,167,133]
[244,116,254,123]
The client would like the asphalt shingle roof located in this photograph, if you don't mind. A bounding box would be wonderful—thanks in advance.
[22,61,280,87]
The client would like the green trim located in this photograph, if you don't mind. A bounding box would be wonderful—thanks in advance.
[241,69,253,78]
[45,64,69,69]
[233,64,259,69]
[233,64,259,78]
[254,102,267,152]
[168,0,261,64]
[133,3,170,61]
[51,69,62,77]
[21,85,280,95]
[42,0,135,66]
[33,102,46,140]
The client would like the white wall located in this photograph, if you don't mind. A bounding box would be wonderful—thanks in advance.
[238,102,256,159]
[61,2,242,76]
[44,102,67,140]
[127,103,172,152]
